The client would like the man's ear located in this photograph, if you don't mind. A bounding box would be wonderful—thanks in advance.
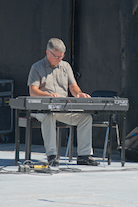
[46,50,49,55]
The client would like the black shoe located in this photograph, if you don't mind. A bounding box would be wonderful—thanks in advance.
[77,155,100,166]
[47,155,59,166]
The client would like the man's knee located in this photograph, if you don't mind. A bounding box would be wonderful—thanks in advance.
[85,114,92,122]
[42,113,55,124]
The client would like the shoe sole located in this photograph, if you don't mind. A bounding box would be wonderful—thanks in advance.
[77,161,100,166]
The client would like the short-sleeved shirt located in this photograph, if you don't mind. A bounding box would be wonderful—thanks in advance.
[27,57,76,97]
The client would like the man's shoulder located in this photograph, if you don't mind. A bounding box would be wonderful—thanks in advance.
[60,60,71,68]
[32,57,46,68]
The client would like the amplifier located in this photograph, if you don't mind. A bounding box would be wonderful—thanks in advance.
[0,79,13,135]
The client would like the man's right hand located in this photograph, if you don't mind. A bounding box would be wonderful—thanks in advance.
[50,93,60,97]
[29,85,60,97]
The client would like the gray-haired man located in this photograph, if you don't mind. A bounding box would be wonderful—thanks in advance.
[27,38,100,166]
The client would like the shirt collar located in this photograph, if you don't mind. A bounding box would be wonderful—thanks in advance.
[44,56,61,69]
[44,56,51,67]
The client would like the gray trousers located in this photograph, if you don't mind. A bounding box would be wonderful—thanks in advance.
[31,113,93,157]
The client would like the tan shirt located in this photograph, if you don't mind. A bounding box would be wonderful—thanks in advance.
[27,57,76,97]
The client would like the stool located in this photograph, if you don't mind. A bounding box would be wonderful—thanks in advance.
[15,114,74,164]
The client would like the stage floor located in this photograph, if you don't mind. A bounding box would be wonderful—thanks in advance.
[0,143,138,207]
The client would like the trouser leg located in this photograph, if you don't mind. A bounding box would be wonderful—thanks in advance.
[31,112,93,157]
[31,113,56,156]
[55,113,93,156]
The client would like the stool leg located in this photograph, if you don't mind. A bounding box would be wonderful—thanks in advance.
[69,126,74,162]
[57,127,62,159]
[65,126,74,162]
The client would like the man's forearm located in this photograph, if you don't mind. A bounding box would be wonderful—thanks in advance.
[69,83,82,97]
[30,90,51,97]
[29,86,51,97]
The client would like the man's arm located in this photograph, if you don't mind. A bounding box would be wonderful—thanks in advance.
[69,83,91,98]
[29,85,60,97]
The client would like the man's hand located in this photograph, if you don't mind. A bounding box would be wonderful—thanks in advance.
[29,85,61,97]
[50,93,60,97]
[76,92,91,98]
[69,83,91,98]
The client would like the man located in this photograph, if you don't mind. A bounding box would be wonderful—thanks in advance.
[27,38,100,166]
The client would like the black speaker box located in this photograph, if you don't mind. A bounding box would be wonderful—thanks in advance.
[0,80,13,134]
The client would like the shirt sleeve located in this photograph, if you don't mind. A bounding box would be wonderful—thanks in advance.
[27,65,40,87]
[66,62,76,85]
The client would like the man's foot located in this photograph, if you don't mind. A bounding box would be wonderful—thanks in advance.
[47,155,59,166]
[77,155,100,166]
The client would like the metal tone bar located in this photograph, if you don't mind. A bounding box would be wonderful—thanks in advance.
[103,126,109,162]
[108,114,113,165]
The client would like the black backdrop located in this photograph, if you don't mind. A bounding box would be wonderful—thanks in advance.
[0,0,138,149]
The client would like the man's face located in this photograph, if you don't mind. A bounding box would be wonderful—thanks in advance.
[46,49,65,68]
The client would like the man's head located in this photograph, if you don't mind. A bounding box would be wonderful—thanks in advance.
[46,38,66,68]
[47,38,66,53]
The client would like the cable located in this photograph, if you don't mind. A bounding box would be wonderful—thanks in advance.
[59,167,81,173]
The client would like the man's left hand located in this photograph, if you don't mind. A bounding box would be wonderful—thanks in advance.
[77,92,91,98]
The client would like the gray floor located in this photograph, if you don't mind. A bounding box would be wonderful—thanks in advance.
[0,143,138,207]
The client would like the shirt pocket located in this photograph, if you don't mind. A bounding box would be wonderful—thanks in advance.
[40,75,54,92]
